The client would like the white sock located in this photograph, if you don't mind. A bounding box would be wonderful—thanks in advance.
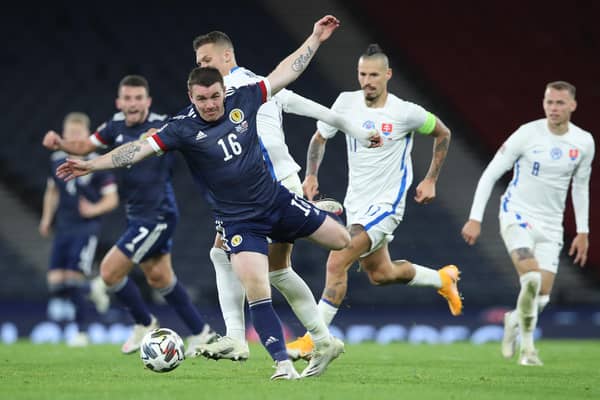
[517,271,541,352]
[407,264,442,288]
[210,247,246,343]
[537,294,550,313]
[269,267,328,345]
[317,299,339,327]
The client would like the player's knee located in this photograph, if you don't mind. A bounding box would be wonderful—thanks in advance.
[330,228,351,250]
[99,264,120,286]
[365,269,387,286]
[145,268,172,289]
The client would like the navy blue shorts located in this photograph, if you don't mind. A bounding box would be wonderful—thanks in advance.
[220,186,326,255]
[50,232,98,275]
[116,215,177,263]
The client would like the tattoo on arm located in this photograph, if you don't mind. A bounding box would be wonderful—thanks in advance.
[513,247,535,261]
[425,136,449,180]
[111,141,142,167]
[306,138,325,176]
[291,46,314,72]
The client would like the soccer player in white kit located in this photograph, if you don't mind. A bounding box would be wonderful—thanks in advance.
[462,81,594,366]
[190,31,380,367]
[287,44,463,359]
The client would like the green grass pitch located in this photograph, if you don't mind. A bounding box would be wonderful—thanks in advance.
[1,340,598,400]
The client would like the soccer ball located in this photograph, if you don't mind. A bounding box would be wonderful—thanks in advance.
[140,328,185,373]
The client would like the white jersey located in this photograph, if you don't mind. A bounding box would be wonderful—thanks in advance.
[224,66,300,181]
[317,91,430,215]
[469,119,594,234]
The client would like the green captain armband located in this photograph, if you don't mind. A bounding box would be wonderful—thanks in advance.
[417,112,436,134]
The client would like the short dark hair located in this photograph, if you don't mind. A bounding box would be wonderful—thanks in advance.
[192,31,233,51]
[187,67,224,90]
[360,43,389,67]
[118,75,150,95]
[364,43,384,57]
[546,81,576,98]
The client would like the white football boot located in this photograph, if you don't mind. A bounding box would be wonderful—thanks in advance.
[184,325,219,358]
[88,276,110,314]
[121,315,159,354]
[518,349,543,366]
[195,335,250,361]
[271,359,300,380]
[312,198,344,216]
[501,311,519,359]
[300,336,345,378]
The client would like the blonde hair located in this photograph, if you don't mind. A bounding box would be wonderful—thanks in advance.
[63,112,91,130]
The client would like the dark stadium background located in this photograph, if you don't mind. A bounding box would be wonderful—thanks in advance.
[1,0,598,343]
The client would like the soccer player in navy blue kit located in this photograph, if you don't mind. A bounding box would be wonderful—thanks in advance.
[40,112,119,347]
[57,15,348,380]
[43,76,217,355]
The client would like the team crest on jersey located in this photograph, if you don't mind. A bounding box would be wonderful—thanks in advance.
[229,109,245,124]
[569,148,579,160]
[381,123,393,136]
[550,147,562,160]
[116,134,124,143]
[230,234,243,247]
[362,120,375,130]
[235,120,249,134]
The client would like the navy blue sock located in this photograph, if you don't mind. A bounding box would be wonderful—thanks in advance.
[249,298,288,362]
[111,277,152,326]
[158,278,207,335]
[64,284,90,331]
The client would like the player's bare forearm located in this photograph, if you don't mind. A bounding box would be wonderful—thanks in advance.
[306,132,327,178]
[424,119,451,182]
[267,15,339,94]
[59,138,96,156]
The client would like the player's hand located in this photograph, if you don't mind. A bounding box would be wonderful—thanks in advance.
[461,219,481,245]
[312,15,340,43]
[38,220,51,237]
[43,130,62,150]
[569,233,589,267]
[56,158,92,182]
[78,197,97,218]
[367,131,383,148]
[414,178,436,204]
[302,175,320,201]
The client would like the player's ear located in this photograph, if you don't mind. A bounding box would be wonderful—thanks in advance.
[570,99,577,113]
[148,96,153,108]
[387,68,392,80]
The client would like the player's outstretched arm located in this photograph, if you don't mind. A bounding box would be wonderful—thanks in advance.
[57,139,155,181]
[414,118,451,204]
[42,130,97,155]
[39,178,59,237]
[303,131,328,200]
[267,15,339,95]
[276,90,381,147]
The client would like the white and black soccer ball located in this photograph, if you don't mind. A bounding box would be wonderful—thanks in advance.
[140,328,185,373]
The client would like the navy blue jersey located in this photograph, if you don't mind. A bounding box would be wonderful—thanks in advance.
[92,112,178,221]
[149,82,277,222]
[50,151,116,235]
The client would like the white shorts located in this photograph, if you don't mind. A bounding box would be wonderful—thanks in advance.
[280,173,303,196]
[499,210,563,273]
[347,203,402,257]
